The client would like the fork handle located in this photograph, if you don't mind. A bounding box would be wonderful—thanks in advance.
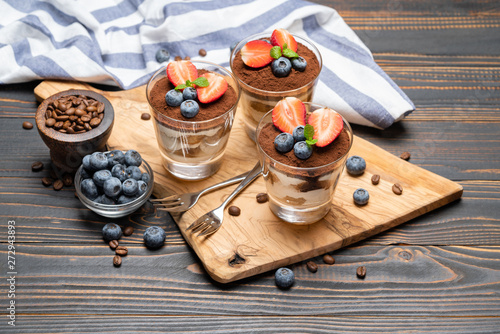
[198,171,250,197]
[219,162,262,208]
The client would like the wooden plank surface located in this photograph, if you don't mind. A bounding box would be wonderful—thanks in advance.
[33,79,462,283]
[0,0,499,332]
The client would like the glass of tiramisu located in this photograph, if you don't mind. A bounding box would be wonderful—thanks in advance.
[256,98,353,224]
[146,60,240,180]
[230,28,322,141]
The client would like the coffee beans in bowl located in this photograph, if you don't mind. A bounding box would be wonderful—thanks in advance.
[74,150,154,218]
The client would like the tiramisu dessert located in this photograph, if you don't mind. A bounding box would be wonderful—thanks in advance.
[146,60,240,180]
[256,97,352,224]
[230,28,322,140]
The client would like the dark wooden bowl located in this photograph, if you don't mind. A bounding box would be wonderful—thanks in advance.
[35,89,114,174]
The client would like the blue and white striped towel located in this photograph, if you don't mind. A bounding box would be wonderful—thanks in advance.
[0,0,414,128]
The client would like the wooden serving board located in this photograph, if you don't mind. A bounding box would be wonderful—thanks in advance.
[35,80,463,283]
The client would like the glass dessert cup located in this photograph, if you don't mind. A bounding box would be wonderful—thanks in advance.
[230,32,322,141]
[146,61,240,180]
[256,104,353,224]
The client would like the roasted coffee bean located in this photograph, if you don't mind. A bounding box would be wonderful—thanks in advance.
[184,56,191,60]
[98,113,104,120]
[45,110,52,118]
[256,193,268,203]
[109,240,119,249]
[141,113,151,120]
[66,107,76,116]
[76,119,84,126]
[81,115,91,123]
[53,121,63,130]
[115,246,128,256]
[41,177,53,187]
[392,183,403,195]
[174,55,182,61]
[199,48,207,57]
[56,115,69,121]
[113,255,122,267]
[66,127,75,134]
[356,266,367,278]
[86,105,97,112]
[123,226,134,236]
[306,261,318,273]
[45,118,56,127]
[84,123,92,131]
[228,206,241,216]
[22,121,33,129]
[59,129,67,133]
[58,103,68,112]
[400,151,411,161]
[82,98,89,107]
[97,102,104,113]
[92,111,98,118]
[69,115,78,121]
[90,118,101,127]
[371,174,380,185]
[62,174,73,186]
[323,254,335,265]
[75,109,86,117]
[31,161,44,172]
[63,120,71,129]
[53,179,64,191]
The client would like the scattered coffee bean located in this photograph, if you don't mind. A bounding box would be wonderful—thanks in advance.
[62,174,73,187]
[184,56,191,60]
[115,246,128,256]
[123,226,134,236]
[174,55,182,61]
[109,240,119,249]
[356,266,367,279]
[113,255,122,267]
[228,206,241,216]
[400,151,411,161]
[53,179,64,191]
[306,261,318,273]
[256,193,268,203]
[323,254,335,265]
[22,121,33,129]
[371,174,380,185]
[141,113,151,120]
[41,177,53,187]
[31,161,44,172]
[44,95,104,134]
[199,48,207,57]
[392,183,403,195]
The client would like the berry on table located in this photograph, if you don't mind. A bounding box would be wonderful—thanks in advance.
[292,125,305,142]
[346,155,366,175]
[353,188,369,205]
[274,132,294,153]
[165,89,183,107]
[307,107,344,147]
[124,150,142,167]
[143,226,166,249]
[272,97,306,134]
[180,100,200,118]
[155,48,170,63]
[271,57,292,77]
[293,141,313,160]
[275,267,295,289]
[102,223,122,241]
[291,56,307,71]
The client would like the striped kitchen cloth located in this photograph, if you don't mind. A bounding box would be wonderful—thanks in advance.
[0,0,414,128]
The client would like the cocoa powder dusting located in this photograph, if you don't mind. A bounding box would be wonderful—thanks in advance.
[232,42,320,92]
[150,69,238,122]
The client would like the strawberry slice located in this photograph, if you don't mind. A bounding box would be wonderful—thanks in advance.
[166,60,198,87]
[272,97,306,134]
[197,72,228,103]
[270,28,297,52]
[307,107,344,147]
[240,40,273,68]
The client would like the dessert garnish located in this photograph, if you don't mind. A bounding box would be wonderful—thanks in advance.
[271,97,306,134]
[164,60,228,118]
[307,107,344,147]
[240,28,307,77]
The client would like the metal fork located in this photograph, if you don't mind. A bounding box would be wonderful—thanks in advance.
[151,172,249,213]
[186,162,262,237]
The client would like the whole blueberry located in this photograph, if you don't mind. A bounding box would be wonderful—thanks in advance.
[93,169,112,188]
[116,194,136,204]
[291,56,307,72]
[293,141,313,160]
[94,194,115,205]
[122,178,139,197]
[137,180,148,196]
[346,155,366,175]
[165,89,183,107]
[155,48,170,63]
[180,100,199,119]
[80,167,92,180]
[126,166,142,180]
[103,177,122,198]
[106,150,125,167]
[82,154,92,171]
[274,132,294,153]
[102,223,122,241]
[275,267,294,289]
[124,150,142,167]
[182,87,197,100]
[89,152,108,171]
[292,125,305,142]
[141,172,150,184]
[111,164,127,182]
[353,188,369,205]
[81,178,99,200]
[143,226,166,249]
[271,57,292,77]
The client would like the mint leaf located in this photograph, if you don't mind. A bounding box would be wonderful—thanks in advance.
[283,43,288,50]
[175,84,187,91]
[306,138,318,146]
[192,77,209,87]
[304,124,317,147]
[270,46,282,59]
[283,48,299,59]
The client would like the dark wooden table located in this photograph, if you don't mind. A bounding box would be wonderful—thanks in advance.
[1,0,499,332]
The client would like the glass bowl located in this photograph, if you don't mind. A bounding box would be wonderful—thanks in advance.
[74,152,154,218]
